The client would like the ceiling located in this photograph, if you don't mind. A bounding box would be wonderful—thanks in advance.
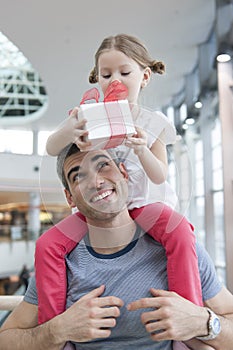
[0,0,232,132]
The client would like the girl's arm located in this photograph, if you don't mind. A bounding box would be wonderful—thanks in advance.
[125,126,168,184]
[46,108,91,156]
[183,339,215,349]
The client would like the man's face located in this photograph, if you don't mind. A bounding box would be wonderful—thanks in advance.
[63,150,129,223]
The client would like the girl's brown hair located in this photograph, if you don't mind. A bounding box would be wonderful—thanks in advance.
[89,33,165,84]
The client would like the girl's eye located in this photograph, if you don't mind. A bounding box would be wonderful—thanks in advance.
[121,72,130,76]
[102,74,111,79]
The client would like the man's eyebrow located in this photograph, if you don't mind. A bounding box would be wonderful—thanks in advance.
[90,154,111,163]
[67,154,111,182]
[67,166,80,182]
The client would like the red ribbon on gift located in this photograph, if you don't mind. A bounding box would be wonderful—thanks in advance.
[80,87,100,105]
[80,81,129,149]
[103,80,128,102]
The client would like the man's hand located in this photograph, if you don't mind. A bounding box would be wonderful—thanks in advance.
[127,288,209,342]
[53,285,124,344]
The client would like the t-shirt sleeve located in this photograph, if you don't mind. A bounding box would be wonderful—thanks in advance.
[135,108,177,148]
[196,242,223,301]
[146,111,177,148]
[24,275,38,305]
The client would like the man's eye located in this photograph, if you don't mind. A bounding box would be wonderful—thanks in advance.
[98,161,110,170]
[73,173,84,182]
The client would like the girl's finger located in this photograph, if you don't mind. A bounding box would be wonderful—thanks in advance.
[75,140,92,151]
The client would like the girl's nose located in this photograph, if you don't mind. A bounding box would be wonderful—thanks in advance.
[110,76,121,84]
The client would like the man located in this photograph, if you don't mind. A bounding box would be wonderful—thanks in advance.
[1,144,233,350]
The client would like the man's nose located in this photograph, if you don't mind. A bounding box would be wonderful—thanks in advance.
[86,171,104,190]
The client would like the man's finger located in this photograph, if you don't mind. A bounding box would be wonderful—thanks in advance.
[127,297,160,311]
[93,296,124,308]
[150,288,177,298]
[80,285,105,300]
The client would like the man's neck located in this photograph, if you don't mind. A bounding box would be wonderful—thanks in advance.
[86,212,137,255]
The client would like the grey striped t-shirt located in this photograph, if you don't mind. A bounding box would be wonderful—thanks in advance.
[25,228,222,349]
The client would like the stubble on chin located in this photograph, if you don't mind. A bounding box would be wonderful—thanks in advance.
[77,178,129,222]
[84,201,128,223]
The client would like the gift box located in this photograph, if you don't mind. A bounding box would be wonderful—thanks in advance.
[78,81,136,150]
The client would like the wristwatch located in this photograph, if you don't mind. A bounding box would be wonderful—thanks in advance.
[196,307,221,340]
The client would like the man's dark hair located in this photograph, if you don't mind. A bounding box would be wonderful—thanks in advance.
[56,143,80,190]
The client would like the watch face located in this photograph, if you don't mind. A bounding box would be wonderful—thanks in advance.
[213,318,221,334]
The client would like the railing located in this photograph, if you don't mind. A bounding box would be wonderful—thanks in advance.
[0,295,23,311]
[0,295,24,326]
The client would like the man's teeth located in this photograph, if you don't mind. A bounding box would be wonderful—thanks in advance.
[92,190,112,203]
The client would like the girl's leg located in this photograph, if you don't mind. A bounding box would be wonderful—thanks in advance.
[35,212,87,324]
[130,203,203,306]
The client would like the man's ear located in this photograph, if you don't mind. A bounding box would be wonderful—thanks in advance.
[141,67,151,88]
[118,162,129,180]
[64,188,76,208]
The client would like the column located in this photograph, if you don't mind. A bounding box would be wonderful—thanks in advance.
[217,58,233,292]
[199,99,215,261]
[27,192,41,240]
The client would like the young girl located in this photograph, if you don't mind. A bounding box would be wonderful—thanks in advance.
[36,34,204,346]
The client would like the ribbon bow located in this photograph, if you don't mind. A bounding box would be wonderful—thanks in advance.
[80,81,128,104]
[79,82,129,149]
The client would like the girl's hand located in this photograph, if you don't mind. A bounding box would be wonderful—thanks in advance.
[46,107,93,156]
[67,108,92,151]
[125,126,148,156]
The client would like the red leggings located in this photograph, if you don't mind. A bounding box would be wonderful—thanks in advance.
[35,202,203,325]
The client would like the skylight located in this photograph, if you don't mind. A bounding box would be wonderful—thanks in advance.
[0,32,48,123]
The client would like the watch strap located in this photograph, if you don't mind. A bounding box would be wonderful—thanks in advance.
[196,307,221,341]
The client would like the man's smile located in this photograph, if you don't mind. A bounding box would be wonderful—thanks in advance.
[91,189,114,203]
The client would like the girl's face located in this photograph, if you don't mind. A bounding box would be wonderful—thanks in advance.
[97,49,151,105]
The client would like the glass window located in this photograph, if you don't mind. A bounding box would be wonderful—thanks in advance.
[211,119,222,147]
[195,196,205,245]
[211,118,225,284]
[37,131,52,155]
[212,119,223,191]
[213,168,223,191]
[193,139,205,243]
[0,129,33,154]
[213,191,225,284]
[179,150,192,202]
[168,160,176,193]
[195,140,204,197]
[166,106,175,125]
[0,32,48,120]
